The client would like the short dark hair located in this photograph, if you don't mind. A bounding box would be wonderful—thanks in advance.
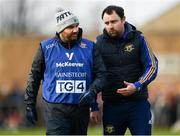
[102,5,124,19]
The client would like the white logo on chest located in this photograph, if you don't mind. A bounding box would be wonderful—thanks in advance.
[65,53,74,60]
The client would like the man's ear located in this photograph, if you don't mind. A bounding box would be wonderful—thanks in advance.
[122,16,126,24]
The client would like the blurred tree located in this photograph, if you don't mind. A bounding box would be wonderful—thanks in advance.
[0,0,40,36]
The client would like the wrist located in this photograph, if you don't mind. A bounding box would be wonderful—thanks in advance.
[134,81,142,91]
[90,103,99,112]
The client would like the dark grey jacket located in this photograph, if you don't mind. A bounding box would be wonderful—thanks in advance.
[24,28,107,106]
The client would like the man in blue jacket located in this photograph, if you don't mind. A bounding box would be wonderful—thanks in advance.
[80,5,158,135]
[24,8,106,135]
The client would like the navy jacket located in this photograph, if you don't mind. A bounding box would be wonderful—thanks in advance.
[96,22,158,102]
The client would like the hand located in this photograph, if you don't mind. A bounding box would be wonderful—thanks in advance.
[26,105,37,125]
[79,90,96,106]
[90,111,100,124]
[117,81,136,96]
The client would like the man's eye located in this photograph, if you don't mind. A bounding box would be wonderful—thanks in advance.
[111,20,117,24]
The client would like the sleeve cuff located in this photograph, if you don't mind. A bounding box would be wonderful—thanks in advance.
[90,102,99,112]
[134,81,142,91]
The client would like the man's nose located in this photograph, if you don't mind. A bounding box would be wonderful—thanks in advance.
[108,23,113,29]
[73,26,78,33]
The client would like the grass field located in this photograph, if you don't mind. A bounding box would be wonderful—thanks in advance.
[0,126,180,135]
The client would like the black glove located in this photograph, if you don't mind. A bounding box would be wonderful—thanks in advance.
[79,90,96,106]
[26,105,37,125]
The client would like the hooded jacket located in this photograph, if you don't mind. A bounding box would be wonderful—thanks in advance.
[96,22,158,102]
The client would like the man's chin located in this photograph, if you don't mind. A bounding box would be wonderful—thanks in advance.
[70,35,77,40]
[69,37,78,43]
[109,33,118,37]
[71,37,78,41]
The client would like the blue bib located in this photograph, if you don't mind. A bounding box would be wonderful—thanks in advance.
[41,38,93,104]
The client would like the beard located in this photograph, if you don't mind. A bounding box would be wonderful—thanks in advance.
[106,28,122,38]
[108,31,119,37]
[67,33,78,42]
[108,30,119,37]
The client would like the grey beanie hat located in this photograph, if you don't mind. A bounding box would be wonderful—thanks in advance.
[55,8,79,33]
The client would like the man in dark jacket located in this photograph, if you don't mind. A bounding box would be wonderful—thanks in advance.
[24,8,106,135]
[80,5,158,135]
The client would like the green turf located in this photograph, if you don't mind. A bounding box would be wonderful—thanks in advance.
[89,126,180,135]
[0,126,180,135]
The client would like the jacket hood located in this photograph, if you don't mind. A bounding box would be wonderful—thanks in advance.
[123,22,137,37]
